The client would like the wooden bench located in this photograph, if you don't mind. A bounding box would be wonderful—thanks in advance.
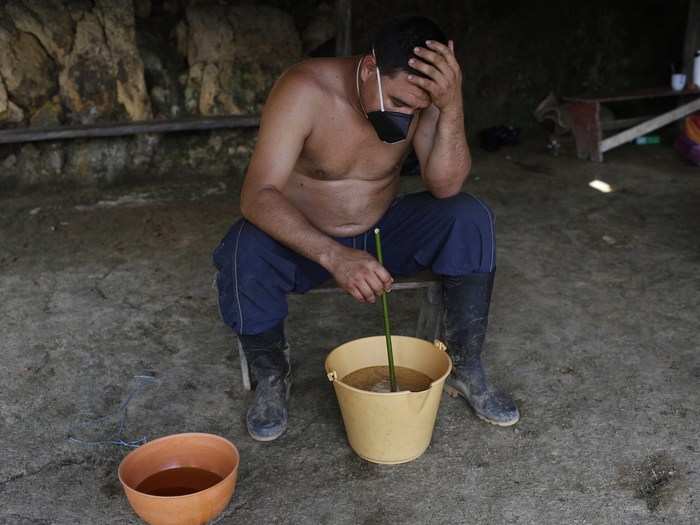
[236,270,444,390]
[563,88,700,162]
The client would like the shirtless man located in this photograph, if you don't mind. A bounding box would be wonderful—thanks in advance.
[213,16,519,441]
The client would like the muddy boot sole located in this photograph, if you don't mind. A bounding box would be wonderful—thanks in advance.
[444,383,520,427]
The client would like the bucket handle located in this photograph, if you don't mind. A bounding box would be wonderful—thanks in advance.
[327,370,338,382]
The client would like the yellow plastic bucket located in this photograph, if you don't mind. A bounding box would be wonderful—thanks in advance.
[325,336,452,464]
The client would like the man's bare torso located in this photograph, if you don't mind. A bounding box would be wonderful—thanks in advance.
[280,57,418,237]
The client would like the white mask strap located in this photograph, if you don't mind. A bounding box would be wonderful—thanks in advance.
[372,49,385,112]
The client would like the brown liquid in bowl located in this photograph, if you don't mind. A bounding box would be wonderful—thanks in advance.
[136,467,223,497]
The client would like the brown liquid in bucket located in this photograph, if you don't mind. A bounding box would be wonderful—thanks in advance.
[136,467,223,497]
[342,365,432,392]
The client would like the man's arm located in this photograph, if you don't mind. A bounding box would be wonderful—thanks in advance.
[410,40,471,198]
[240,69,392,303]
[240,71,337,269]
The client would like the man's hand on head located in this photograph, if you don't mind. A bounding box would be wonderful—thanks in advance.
[406,40,463,114]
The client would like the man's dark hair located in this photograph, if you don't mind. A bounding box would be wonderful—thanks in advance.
[371,15,448,78]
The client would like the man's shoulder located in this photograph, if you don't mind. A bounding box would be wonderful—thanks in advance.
[274,58,342,100]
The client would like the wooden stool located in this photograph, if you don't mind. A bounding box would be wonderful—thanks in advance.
[563,88,700,162]
[236,270,444,391]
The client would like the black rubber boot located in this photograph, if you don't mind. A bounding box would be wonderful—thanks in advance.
[442,271,520,426]
[238,322,291,441]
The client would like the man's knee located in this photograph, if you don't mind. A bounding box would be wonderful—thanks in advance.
[438,193,496,273]
[439,193,494,230]
[213,220,293,335]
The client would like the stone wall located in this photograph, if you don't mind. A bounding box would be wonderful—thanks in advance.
[0,0,689,191]
[0,0,304,190]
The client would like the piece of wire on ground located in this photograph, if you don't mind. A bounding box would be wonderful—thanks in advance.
[68,373,161,449]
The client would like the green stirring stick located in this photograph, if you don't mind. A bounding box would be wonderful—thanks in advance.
[374,228,398,392]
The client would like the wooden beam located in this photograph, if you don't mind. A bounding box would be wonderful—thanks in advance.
[335,0,352,57]
[309,279,436,294]
[683,0,700,80]
[600,96,700,153]
[309,270,438,294]
[0,115,260,145]
[601,116,653,131]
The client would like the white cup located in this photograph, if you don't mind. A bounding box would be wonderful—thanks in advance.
[671,73,687,91]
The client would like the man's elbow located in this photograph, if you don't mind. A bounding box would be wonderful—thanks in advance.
[428,170,470,199]
[430,186,462,199]
[240,188,261,220]
[240,185,278,219]
[240,190,253,219]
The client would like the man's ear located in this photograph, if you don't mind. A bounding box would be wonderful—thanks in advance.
[361,53,377,81]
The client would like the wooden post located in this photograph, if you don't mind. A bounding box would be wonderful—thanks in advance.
[683,0,700,81]
[566,101,603,162]
[335,0,352,57]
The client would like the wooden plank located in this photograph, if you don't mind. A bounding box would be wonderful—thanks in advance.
[308,280,437,294]
[601,116,653,131]
[0,115,260,145]
[335,0,352,57]
[683,0,700,81]
[600,96,700,153]
[564,87,700,104]
[307,269,439,295]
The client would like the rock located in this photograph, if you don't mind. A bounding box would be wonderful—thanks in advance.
[2,154,17,169]
[94,0,152,121]
[128,133,160,173]
[14,142,64,187]
[0,78,25,126]
[137,30,187,118]
[183,4,302,115]
[0,21,57,111]
[150,128,256,181]
[5,101,24,125]
[56,1,151,123]
[4,0,74,64]
[58,12,119,123]
[30,100,63,128]
[64,138,130,185]
[2,1,150,123]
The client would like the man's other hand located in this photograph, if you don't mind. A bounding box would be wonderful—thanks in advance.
[325,246,394,304]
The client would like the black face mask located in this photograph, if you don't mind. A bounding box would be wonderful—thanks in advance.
[367,110,413,144]
[360,52,413,144]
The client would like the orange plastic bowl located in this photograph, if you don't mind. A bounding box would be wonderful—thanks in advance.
[118,433,239,525]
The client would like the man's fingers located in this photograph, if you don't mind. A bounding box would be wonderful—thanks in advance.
[365,272,387,298]
[349,287,366,303]
[413,46,449,74]
[407,74,440,96]
[425,40,460,75]
[356,281,376,303]
[374,266,394,291]
[408,57,446,84]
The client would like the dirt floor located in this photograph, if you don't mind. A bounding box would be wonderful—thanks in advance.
[0,140,698,524]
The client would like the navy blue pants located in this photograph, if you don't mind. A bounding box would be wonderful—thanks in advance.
[213,191,495,335]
